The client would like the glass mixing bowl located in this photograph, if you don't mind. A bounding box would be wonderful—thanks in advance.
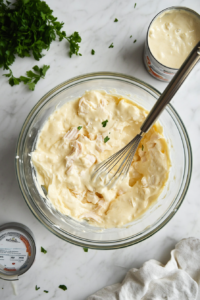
[15,73,192,249]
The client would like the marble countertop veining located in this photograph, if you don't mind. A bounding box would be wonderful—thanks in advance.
[0,0,200,299]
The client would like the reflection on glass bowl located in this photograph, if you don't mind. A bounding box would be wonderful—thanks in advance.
[15,72,192,249]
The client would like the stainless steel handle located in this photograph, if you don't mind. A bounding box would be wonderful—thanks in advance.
[140,41,200,133]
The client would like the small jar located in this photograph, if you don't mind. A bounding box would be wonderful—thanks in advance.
[0,223,36,281]
[143,6,200,82]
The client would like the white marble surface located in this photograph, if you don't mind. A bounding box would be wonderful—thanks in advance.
[0,0,200,299]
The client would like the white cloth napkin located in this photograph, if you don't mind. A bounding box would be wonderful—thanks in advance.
[87,237,200,300]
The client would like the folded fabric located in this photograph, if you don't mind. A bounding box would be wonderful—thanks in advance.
[87,237,200,300]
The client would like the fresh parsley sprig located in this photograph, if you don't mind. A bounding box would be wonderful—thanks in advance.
[4,65,50,91]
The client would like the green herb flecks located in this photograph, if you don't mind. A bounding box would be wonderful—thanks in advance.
[91,49,95,55]
[104,136,110,143]
[44,290,48,293]
[102,120,108,127]
[83,247,88,252]
[41,247,47,254]
[133,39,137,43]
[142,145,144,151]
[35,285,40,291]
[4,65,50,91]
[114,18,118,22]
[134,3,137,8]
[77,126,82,130]
[108,43,114,48]
[59,285,67,291]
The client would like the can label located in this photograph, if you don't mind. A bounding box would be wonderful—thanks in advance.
[143,38,176,82]
[0,230,31,273]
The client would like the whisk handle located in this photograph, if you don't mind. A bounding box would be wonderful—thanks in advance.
[140,41,200,133]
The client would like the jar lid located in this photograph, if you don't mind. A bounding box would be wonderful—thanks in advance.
[0,223,36,281]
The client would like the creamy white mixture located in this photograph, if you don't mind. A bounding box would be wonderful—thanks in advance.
[32,91,170,228]
[148,9,200,68]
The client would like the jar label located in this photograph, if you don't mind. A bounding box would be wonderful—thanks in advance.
[0,231,30,272]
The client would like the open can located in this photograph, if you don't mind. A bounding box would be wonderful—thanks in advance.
[143,6,200,82]
[0,223,36,281]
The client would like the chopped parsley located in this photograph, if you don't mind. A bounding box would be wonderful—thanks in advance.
[104,136,110,143]
[4,65,50,91]
[35,285,40,291]
[41,247,47,254]
[91,49,95,55]
[134,39,137,43]
[83,247,88,252]
[44,290,48,293]
[114,18,118,22]
[0,0,82,90]
[77,126,82,130]
[134,3,137,8]
[102,120,108,127]
[142,145,144,151]
[59,285,67,291]
[130,35,132,38]
[108,43,114,48]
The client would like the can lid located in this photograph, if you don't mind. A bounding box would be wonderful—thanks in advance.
[0,223,36,281]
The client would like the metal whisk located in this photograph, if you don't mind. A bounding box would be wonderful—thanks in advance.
[92,41,200,187]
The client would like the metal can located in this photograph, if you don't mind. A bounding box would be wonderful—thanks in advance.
[0,223,36,281]
[143,6,200,82]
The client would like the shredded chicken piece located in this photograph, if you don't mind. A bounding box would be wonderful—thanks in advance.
[64,127,79,140]
[85,154,96,167]
[78,97,97,115]
[95,135,104,153]
[65,140,82,169]
[87,191,99,204]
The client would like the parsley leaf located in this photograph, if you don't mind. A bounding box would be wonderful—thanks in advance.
[41,246,47,254]
[35,285,40,291]
[44,290,48,293]
[77,126,82,130]
[104,136,110,143]
[59,285,67,291]
[83,247,88,252]
[134,3,137,8]
[102,120,108,127]
[142,145,144,151]
[134,39,137,43]
[91,49,95,55]
[108,43,114,48]
[130,35,132,38]
[114,18,118,22]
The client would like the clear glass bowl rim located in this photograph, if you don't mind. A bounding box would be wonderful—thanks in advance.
[15,72,192,250]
